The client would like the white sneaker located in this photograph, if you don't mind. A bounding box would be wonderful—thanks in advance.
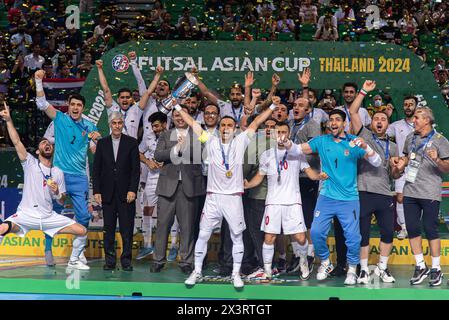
[317,262,334,281]
[185,271,202,286]
[374,265,395,283]
[67,259,90,270]
[344,271,358,285]
[397,228,408,240]
[79,251,88,265]
[246,268,270,280]
[299,256,310,280]
[232,273,244,289]
[357,269,371,284]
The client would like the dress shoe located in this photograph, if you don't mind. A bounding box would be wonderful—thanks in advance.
[122,265,133,272]
[103,264,116,271]
[150,263,164,273]
[179,264,193,275]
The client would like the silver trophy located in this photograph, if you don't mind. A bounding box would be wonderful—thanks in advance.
[157,72,199,114]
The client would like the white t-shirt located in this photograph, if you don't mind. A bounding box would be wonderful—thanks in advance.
[260,144,309,205]
[205,131,251,194]
[336,105,372,132]
[24,54,45,70]
[217,99,244,123]
[139,131,160,179]
[17,154,66,218]
[108,101,143,139]
[387,119,415,156]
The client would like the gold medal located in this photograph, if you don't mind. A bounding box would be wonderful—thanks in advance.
[410,152,416,160]
[226,171,233,178]
[349,140,356,148]
[46,178,54,187]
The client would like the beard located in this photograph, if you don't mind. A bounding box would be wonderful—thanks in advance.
[41,151,53,160]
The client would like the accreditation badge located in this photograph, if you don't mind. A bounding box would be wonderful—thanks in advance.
[405,159,420,183]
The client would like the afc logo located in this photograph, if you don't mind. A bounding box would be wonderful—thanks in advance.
[112,54,130,73]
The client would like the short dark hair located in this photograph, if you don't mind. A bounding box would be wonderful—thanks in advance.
[148,112,167,124]
[220,115,236,125]
[118,88,132,96]
[275,121,290,132]
[372,110,390,119]
[68,93,85,107]
[342,82,358,92]
[403,95,418,105]
[204,104,219,114]
[159,79,171,90]
[329,109,347,121]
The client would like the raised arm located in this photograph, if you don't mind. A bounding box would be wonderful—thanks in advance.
[349,80,376,133]
[298,67,311,99]
[1,102,27,161]
[34,70,58,120]
[173,104,203,137]
[257,73,280,112]
[95,60,113,108]
[128,51,147,97]
[244,71,254,109]
[138,65,164,111]
[196,77,219,106]
[246,96,279,135]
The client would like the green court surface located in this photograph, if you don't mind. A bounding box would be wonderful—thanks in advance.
[1,257,449,300]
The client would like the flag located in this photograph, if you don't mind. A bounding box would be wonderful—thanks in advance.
[43,78,85,112]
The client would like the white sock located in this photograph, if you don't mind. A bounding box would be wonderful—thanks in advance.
[396,203,405,226]
[70,235,87,262]
[142,215,152,248]
[414,253,426,269]
[379,255,389,270]
[263,243,274,272]
[230,232,244,275]
[432,256,441,271]
[291,241,300,258]
[348,264,357,274]
[194,230,211,274]
[360,258,369,271]
[297,239,308,258]
[307,243,314,257]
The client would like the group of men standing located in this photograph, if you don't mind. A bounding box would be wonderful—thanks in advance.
[0,50,448,289]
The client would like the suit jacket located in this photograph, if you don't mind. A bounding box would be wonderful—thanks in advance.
[154,128,206,198]
[92,134,140,203]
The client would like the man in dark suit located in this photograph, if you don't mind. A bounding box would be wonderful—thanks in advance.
[151,105,206,274]
[93,111,140,271]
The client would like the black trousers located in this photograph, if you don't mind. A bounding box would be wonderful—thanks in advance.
[244,198,266,269]
[102,194,136,267]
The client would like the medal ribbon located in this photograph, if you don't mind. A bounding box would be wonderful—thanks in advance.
[219,138,233,172]
[411,130,435,157]
[275,146,289,180]
[372,133,390,160]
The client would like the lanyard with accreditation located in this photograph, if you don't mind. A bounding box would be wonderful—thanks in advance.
[406,130,435,183]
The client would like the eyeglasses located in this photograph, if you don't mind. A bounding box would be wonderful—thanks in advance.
[204,112,218,117]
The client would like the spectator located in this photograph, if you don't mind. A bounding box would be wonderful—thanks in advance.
[318,89,337,114]
[24,44,45,71]
[299,0,318,25]
[258,7,276,36]
[317,10,337,30]
[409,37,426,62]
[57,64,76,79]
[334,4,355,25]
[158,13,177,40]
[76,52,93,78]
[149,0,166,24]
[379,19,400,42]
[397,9,418,35]
[0,55,10,96]
[177,7,198,32]
[276,10,295,33]
[314,16,338,41]
[42,60,56,79]
[10,24,32,55]
[256,0,276,16]
[220,4,240,33]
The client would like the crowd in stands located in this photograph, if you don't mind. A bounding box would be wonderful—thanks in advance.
[0,0,447,148]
